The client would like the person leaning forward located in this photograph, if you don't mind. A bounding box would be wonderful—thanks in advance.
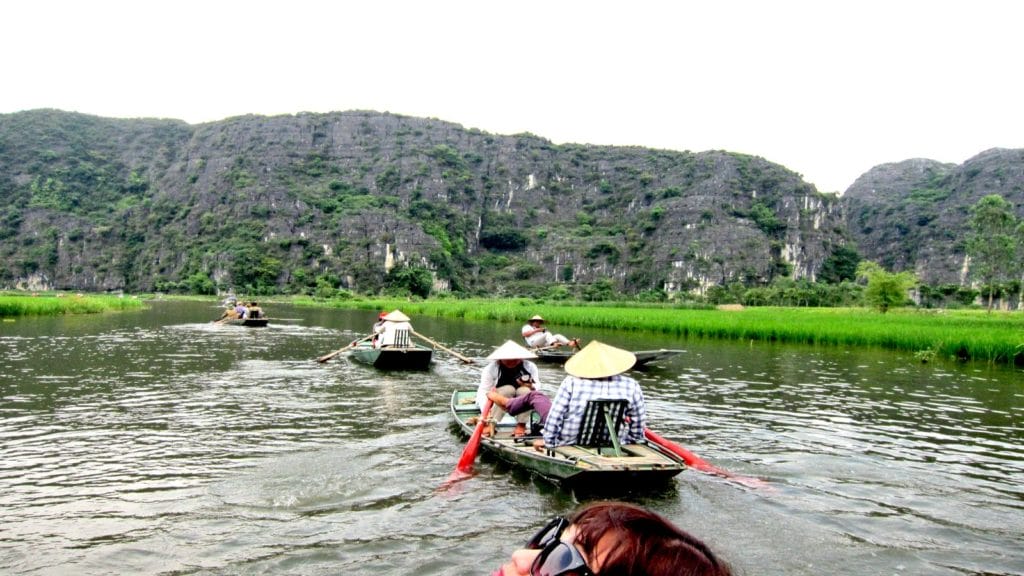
[533,340,646,451]
[476,340,542,438]
[493,500,733,576]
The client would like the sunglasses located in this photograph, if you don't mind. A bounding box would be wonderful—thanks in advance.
[525,516,594,576]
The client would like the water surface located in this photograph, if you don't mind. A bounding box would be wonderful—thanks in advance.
[1,301,1021,575]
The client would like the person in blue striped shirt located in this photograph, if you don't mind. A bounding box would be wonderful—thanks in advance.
[535,340,647,450]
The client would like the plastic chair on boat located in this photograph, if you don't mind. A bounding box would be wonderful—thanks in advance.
[392,328,411,348]
[575,398,629,456]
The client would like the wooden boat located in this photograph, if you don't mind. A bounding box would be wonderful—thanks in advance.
[221,317,269,327]
[532,348,682,367]
[450,390,686,488]
[350,341,433,370]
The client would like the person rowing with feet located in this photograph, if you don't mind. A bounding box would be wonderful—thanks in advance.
[521,315,580,350]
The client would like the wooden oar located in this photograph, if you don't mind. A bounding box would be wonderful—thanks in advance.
[316,334,374,363]
[411,330,474,364]
[644,428,769,489]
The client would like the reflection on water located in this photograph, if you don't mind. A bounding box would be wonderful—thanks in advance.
[0,301,1021,575]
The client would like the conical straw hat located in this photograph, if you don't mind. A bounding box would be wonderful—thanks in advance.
[564,340,636,378]
[487,340,538,361]
[382,309,411,322]
[528,315,545,322]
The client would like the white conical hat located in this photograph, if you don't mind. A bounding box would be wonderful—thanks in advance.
[528,315,545,322]
[486,340,539,361]
[382,309,411,322]
[564,340,636,378]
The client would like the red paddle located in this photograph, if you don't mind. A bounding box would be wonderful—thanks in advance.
[457,399,492,471]
[644,428,769,489]
[442,399,494,486]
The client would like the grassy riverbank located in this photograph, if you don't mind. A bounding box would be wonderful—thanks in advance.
[0,293,145,317]
[293,297,1024,365]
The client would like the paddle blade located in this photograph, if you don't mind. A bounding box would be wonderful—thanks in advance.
[456,399,492,473]
[644,428,714,470]
[644,428,770,489]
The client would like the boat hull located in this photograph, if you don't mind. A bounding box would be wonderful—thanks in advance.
[222,318,269,327]
[351,342,433,370]
[450,390,685,489]
[533,348,682,367]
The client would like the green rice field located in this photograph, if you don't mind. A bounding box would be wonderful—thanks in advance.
[295,297,1024,366]
[0,293,145,317]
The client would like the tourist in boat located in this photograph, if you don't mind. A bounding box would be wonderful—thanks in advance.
[246,302,263,319]
[533,340,646,450]
[374,310,413,348]
[492,500,733,576]
[233,302,248,319]
[521,315,579,350]
[477,340,541,438]
[370,311,387,346]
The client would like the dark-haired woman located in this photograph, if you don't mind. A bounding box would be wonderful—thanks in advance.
[493,501,732,576]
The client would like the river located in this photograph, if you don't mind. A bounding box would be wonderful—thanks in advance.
[0,300,1021,575]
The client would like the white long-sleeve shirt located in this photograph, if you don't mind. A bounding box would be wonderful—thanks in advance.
[475,360,541,412]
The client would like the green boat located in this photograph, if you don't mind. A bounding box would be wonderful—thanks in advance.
[350,341,433,370]
[532,348,682,367]
[450,390,686,488]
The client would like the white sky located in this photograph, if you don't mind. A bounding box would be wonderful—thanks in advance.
[3,0,1022,193]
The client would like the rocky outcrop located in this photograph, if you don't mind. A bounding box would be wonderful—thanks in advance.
[14,108,1006,296]
[842,149,1024,285]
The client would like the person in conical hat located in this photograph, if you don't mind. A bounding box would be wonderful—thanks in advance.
[374,309,413,348]
[521,315,580,350]
[381,309,411,322]
[476,340,543,438]
[535,340,647,450]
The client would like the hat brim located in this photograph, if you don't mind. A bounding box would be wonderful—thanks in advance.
[564,340,636,378]
[382,310,411,322]
[487,340,539,361]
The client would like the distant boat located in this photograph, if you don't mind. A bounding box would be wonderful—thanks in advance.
[222,317,269,327]
[349,341,433,370]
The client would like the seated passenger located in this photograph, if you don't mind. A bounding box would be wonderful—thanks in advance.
[476,340,542,438]
[535,340,646,450]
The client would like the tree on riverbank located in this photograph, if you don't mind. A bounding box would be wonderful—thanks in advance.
[856,261,917,313]
[966,195,1022,311]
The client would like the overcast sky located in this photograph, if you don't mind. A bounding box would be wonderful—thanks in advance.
[3,0,1021,193]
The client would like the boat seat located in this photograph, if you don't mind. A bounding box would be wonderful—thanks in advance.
[575,398,629,457]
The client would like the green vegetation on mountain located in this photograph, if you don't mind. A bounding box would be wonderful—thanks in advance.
[1,109,1023,311]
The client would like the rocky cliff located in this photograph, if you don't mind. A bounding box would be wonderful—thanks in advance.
[842,148,1024,285]
[4,109,1016,296]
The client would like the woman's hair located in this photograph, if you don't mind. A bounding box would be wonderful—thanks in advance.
[569,501,732,576]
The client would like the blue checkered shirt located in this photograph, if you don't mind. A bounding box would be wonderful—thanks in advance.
[542,374,647,447]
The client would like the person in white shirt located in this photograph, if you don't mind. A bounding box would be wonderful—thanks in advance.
[521,315,578,350]
[374,310,413,347]
[476,341,542,437]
